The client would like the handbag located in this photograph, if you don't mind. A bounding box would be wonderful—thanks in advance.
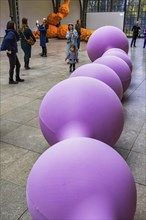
[27,37,35,45]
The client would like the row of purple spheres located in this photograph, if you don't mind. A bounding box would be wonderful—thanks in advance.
[26,26,136,220]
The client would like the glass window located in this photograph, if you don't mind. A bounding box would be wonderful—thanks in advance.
[87,0,146,37]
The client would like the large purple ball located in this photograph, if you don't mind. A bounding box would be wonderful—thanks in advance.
[94,55,132,92]
[39,77,124,146]
[26,138,136,220]
[87,26,129,61]
[70,63,123,99]
[102,48,127,54]
[103,49,133,71]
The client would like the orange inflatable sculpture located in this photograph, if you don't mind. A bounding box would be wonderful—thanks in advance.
[33,0,93,41]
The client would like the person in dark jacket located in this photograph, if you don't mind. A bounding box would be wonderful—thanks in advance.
[36,18,48,57]
[19,17,36,69]
[65,44,78,72]
[131,21,141,47]
[75,19,82,49]
[0,20,24,84]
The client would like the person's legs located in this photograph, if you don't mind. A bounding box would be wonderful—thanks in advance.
[40,47,45,56]
[133,37,137,47]
[25,57,30,69]
[77,37,80,49]
[143,39,146,48]
[44,46,47,57]
[7,53,18,84]
[131,38,134,47]
[70,64,72,72]
[15,55,24,82]
[23,47,31,69]
[73,63,76,71]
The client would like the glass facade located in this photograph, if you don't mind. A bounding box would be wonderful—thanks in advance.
[87,0,146,37]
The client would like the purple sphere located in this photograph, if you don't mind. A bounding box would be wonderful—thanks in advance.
[27,138,137,220]
[39,77,124,146]
[94,55,132,92]
[102,48,127,54]
[103,49,133,71]
[70,63,123,99]
[87,26,129,61]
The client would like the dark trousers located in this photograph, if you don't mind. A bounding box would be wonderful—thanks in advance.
[143,39,146,48]
[77,36,80,49]
[131,35,138,47]
[70,63,76,72]
[7,53,21,81]
[42,46,47,56]
[21,45,31,68]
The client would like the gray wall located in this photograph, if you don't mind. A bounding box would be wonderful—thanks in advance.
[0,0,10,36]
[86,12,125,30]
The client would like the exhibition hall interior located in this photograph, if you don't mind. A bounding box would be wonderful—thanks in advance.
[0,0,145,220]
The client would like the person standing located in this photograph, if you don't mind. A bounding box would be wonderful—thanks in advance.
[75,19,82,49]
[36,18,49,57]
[131,21,141,47]
[66,23,78,59]
[65,44,78,72]
[143,28,146,48]
[19,17,36,69]
[0,21,24,84]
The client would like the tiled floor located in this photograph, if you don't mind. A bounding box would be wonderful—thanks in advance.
[0,38,145,220]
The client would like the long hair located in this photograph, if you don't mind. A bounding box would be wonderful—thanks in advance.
[68,24,74,31]
[6,20,15,30]
[20,17,29,32]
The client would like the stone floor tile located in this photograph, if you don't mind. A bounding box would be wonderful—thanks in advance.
[0,118,21,138]
[1,150,40,186]
[1,107,38,124]
[134,183,146,220]
[18,210,32,220]
[127,151,146,185]
[21,99,42,113]
[132,122,146,154]
[26,116,40,129]
[19,88,47,99]
[0,179,27,220]
[0,142,28,170]
[1,95,34,115]
[116,128,138,150]
[1,125,49,153]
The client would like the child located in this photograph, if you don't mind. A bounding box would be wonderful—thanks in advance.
[65,44,78,73]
